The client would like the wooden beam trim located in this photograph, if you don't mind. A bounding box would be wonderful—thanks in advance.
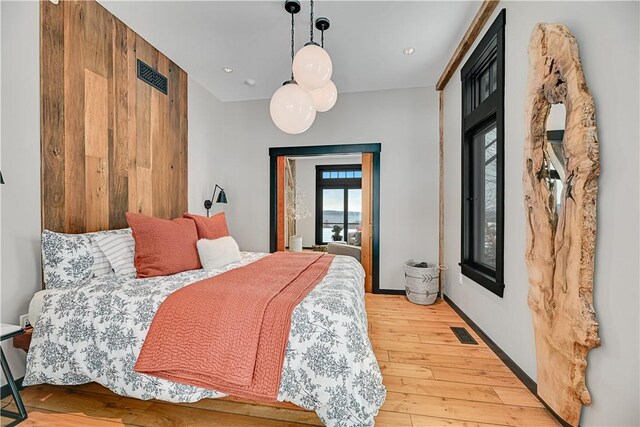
[435,0,500,91]
[438,91,444,295]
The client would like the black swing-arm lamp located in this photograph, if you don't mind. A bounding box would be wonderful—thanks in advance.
[204,184,227,217]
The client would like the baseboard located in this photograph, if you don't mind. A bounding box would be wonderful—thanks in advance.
[1,377,24,399]
[443,294,572,427]
[374,289,405,295]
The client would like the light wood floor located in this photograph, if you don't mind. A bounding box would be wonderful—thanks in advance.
[2,294,559,426]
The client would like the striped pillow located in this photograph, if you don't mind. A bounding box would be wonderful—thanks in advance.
[94,232,137,276]
[89,239,112,276]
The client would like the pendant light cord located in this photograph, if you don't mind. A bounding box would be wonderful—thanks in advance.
[290,9,295,81]
[309,0,314,44]
[321,29,324,48]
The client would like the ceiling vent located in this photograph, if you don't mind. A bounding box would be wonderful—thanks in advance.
[137,59,168,95]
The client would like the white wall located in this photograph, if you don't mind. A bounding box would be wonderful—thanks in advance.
[0,1,223,383]
[293,155,361,247]
[442,2,639,425]
[214,87,439,291]
[188,77,225,217]
[0,0,41,385]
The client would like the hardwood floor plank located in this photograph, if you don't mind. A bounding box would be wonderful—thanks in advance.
[389,350,511,372]
[176,399,323,425]
[373,410,413,427]
[383,392,559,426]
[378,361,435,379]
[493,387,545,408]
[411,414,507,427]
[430,366,525,388]
[383,376,503,404]
[374,348,390,361]
[373,340,496,359]
[18,385,151,423]
[131,402,309,427]
[367,331,422,343]
[2,406,124,426]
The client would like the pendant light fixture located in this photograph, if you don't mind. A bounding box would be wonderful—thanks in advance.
[309,16,337,112]
[292,0,333,91]
[270,0,316,134]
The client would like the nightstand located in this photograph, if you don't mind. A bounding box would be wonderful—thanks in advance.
[1,323,27,426]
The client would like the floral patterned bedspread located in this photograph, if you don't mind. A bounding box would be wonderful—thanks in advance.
[24,253,386,426]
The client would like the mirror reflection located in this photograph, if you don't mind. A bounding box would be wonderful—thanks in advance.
[545,103,566,226]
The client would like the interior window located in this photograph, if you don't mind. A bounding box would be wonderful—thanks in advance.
[460,9,505,297]
[315,165,362,245]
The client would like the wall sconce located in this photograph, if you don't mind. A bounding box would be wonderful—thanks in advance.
[204,184,227,217]
[0,171,4,184]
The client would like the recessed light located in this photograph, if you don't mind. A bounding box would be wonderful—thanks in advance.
[403,47,415,55]
[244,79,256,87]
[222,66,234,73]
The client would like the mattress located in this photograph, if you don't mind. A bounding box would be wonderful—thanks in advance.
[28,290,49,329]
[23,252,385,426]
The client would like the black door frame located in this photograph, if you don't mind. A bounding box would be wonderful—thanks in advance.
[269,143,385,294]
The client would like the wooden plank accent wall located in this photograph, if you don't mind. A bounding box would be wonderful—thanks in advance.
[41,0,188,233]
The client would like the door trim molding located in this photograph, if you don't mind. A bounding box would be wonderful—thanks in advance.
[269,143,383,293]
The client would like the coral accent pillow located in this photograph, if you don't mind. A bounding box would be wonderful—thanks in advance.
[183,212,230,240]
[126,212,201,278]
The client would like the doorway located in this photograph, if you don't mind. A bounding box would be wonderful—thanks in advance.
[269,144,381,293]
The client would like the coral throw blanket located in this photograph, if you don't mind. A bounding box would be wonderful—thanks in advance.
[134,252,334,401]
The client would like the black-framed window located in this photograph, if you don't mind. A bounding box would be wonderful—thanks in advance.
[460,9,505,297]
[315,164,362,245]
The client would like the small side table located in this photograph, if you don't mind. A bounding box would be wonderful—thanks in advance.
[1,324,27,426]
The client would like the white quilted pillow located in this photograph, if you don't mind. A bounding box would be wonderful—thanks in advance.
[197,237,241,271]
[94,232,137,276]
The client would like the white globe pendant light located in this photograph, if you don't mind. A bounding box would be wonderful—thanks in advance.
[270,82,316,134]
[293,44,332,91]
[311,80,337,112]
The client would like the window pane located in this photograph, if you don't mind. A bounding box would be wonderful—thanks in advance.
[338,171,346,178]
[330,172,338,179]
[322,189,344,243]
[473,122,497,268]
[478,59,497,103]
[322,171,331,179]
[347,189,362,243]
[490,60,498,93]
[346,171,354,178]
[354,171,362,178]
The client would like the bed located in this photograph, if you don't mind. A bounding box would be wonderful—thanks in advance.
[23,252,386,426]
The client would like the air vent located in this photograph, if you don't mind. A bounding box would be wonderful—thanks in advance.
[137,59,167,94]
[451,326,478,345]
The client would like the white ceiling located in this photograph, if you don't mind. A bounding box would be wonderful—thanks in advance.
[99,1,480,102]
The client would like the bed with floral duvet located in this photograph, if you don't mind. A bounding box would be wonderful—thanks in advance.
[24,252,386,426]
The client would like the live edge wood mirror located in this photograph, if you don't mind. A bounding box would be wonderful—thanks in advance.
[523,24,600,426]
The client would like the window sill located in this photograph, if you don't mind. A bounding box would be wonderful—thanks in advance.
[459,263,504,298]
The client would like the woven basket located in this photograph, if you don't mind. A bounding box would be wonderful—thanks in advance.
[404,261,443,305]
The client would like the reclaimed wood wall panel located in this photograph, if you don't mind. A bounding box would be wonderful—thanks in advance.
[41,0,188,233]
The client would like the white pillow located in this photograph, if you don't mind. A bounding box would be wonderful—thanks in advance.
[94,232,137,276]
[197,237,241,271]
